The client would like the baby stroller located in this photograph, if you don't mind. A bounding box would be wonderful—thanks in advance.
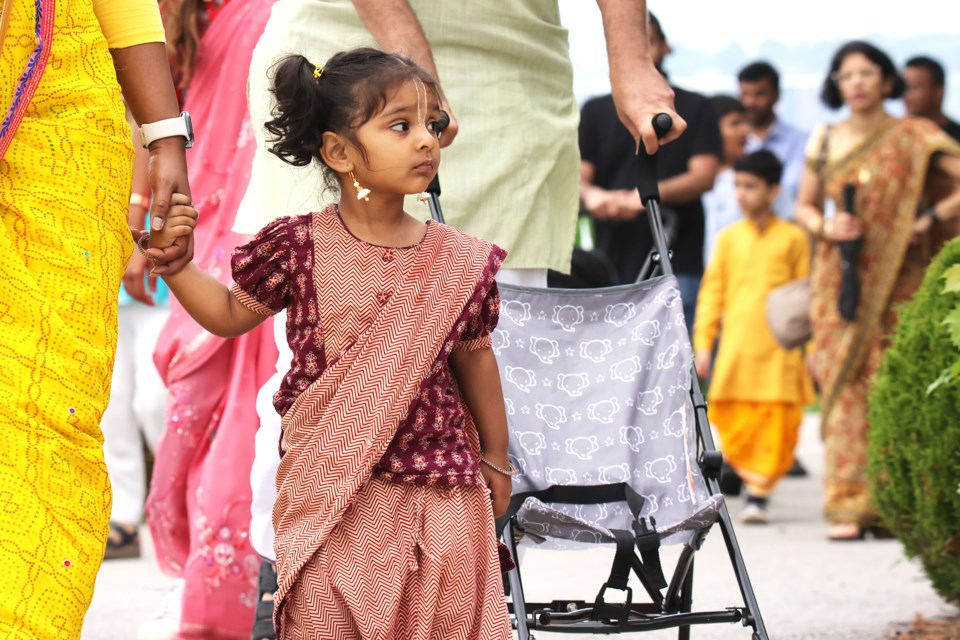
[429,114,767,639]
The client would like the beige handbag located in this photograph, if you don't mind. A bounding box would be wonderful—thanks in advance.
[764,126,833,351]
[765,278,811,350]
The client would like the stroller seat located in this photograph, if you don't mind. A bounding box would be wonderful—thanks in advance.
[498,276,722,547]
[494,275,766,639]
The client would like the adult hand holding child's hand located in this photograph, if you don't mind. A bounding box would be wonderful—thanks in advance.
[145,193,198,275]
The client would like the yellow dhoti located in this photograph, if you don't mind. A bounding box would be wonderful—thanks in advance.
[0,0,133,636]
[709,401,804,496]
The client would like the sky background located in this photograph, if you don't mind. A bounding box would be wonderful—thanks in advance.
[558,0,960,131]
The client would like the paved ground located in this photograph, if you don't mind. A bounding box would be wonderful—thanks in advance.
[82,414,958,639]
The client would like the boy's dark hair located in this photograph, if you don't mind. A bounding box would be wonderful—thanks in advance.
[905,55,946,88]
[710,94,745,120]
[820,40,905,110]
[734,150,782,186]
[265,47,444,193]
[737,61,780,93]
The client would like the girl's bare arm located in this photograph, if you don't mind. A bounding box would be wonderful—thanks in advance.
[162,264,267,338]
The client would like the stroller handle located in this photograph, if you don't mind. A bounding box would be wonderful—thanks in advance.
[634,113,675,280]
[635,113,673,204]
[426,175,441,197]
[426,175,445,223]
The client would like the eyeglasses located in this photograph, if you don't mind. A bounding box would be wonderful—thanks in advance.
[831,68,882,84]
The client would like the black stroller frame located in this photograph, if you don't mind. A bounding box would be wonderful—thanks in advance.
[425,114,768,640]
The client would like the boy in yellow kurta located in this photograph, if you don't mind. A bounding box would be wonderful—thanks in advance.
[694,150,815,524]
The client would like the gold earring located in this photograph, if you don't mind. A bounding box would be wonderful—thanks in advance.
[416,192,429,204]
[350,171,370,201]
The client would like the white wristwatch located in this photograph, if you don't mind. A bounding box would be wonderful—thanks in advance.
[139,112,194,149]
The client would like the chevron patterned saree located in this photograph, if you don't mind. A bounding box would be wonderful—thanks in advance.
[272,220,509,638]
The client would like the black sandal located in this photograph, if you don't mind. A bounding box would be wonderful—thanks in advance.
[103,521,141,560]
[251,560,277,640]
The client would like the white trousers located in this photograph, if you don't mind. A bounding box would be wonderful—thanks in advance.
[248,268,546,560]
[100,303,170,523]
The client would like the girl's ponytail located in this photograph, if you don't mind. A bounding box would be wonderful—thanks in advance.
[265,54,326,167]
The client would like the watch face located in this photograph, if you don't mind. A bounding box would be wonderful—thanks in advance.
[181,111,195,149]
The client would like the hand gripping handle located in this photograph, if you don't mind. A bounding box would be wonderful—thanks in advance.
[635,113,674,204]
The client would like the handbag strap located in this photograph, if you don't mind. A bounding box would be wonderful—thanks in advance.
[0,0,13,50]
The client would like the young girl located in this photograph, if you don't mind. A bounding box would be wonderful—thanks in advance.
[148,47,513,639]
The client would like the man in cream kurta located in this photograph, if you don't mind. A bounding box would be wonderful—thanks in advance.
[235,0,579,275]
[240,0,685,562]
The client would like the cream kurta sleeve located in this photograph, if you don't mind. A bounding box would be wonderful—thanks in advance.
[92,0,166,49]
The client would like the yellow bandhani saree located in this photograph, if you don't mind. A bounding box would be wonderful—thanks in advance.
[0,0,132,636]
[809,117,960,525]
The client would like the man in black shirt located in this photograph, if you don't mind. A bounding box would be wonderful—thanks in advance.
[903,55,960,143]
[579,13,721,330]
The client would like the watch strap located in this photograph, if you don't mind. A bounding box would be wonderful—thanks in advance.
[139,113,192,149]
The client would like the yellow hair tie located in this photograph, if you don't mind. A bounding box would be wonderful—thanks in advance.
[313,65,323,80]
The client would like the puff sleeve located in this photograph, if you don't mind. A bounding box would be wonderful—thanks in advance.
[230,216,295,316]
[453,248,505,352]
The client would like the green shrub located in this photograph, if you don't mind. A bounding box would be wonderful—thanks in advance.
[868,237,960,606]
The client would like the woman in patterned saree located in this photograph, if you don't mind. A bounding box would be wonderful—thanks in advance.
[795,40,960,541]
[0,0,192,636]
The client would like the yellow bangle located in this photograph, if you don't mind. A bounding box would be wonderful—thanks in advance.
[129,193,150,209]
[808,216,825,237]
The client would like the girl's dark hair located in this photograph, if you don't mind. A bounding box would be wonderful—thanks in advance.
[265,47,442,190]
[709,94,745,120]
[820,40,905,110]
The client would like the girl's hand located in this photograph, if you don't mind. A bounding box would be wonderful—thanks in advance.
[149,192,197,247]
[823,211,864,242]
[481,460,512,519]
[147,193,197,273]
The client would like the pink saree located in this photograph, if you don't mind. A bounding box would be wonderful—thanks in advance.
[146,1,278,638]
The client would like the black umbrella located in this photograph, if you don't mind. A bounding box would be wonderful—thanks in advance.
[838,183,862,321]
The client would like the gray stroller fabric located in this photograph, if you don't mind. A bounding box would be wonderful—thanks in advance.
[495,276,723,547]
